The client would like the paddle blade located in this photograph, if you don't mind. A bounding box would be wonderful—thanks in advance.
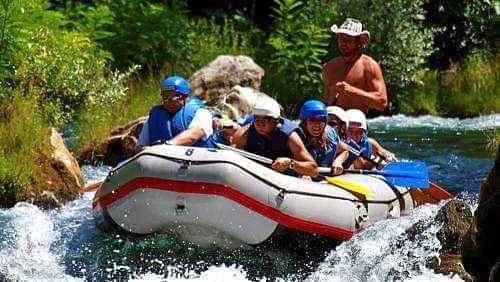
[382,161,430,189]
[383,174,429,189]
[324,176,374,198]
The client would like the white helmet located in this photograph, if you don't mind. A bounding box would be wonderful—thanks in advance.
[346,109,367,131]
[327,106,348,124]
[252,96,281,119]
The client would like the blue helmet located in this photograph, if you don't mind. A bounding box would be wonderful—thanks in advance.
[299,100,327,121]
[162,76,190,96]
[187,97,206,108]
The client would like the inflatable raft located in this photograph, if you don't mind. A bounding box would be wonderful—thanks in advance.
[92,145,427,247]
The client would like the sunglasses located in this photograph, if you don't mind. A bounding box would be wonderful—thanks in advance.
[161,90,184,101]
[307,117,326,123]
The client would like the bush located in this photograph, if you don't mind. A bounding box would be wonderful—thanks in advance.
[0,93,48,205]
[1,0,133,125]
[441,50,499,117]
[65,0,191,72]
[398,50,499,117]
[263,0,335,114]
[424,0,498,69]
[72,74,160,151]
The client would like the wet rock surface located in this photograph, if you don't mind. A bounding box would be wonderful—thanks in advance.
[425,199,473,281]
[78,117,146,166]
[461,145,499,281]
[428,145,499,281]
[190,55,264,104]
[0,128,84,209]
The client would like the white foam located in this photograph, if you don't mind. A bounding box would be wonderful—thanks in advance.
[369,114,499,130]
[130,264,258,282]
[305,204,461,282]
[0,203,82,282]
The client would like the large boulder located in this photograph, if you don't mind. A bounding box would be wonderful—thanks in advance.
[462,146,500,281]
[78,116,146,166]
[219,85,270,120]
[462,145,500,281]
[12,128,84,208]
[426,200,473,281]
[189,55,265,106]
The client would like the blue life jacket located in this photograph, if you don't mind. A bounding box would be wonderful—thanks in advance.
[304,125,339,167]
[209,130,230,146]
[245,119,298,160]
[148,103,211,148]
[344,132,372,168]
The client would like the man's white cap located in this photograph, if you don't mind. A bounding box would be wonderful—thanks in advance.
[252,96,281,119]
[346,109,367,131]
[327,106,348,122]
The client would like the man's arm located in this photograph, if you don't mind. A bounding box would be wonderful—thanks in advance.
[369,138,397,162]
[169,127,205,146]
[336,60,388,111]
[169,108,213,146]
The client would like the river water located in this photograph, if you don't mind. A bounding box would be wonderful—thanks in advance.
[0,114,497,281]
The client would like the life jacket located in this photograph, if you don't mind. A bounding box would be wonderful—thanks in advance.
[301,125,339,167]
[148,103,211,148]
[209,130,230,146]
[344,132,372,168]
[245,119,298,160]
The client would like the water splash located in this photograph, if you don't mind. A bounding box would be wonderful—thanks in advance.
[305,204,460,282]
[0,203,81,282]
[369,114,499,130]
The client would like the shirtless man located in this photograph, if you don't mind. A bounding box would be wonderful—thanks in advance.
[323,18,388,114]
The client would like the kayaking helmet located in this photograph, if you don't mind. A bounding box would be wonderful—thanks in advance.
[299,100,327,121]
[252,96,281,119]
[327,106,348,124]
[162,76,190,96]
[346,109,367,131]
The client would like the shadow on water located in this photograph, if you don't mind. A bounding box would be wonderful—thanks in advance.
[63,225,338,281]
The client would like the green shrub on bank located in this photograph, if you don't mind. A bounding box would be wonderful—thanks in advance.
[0,0,133,125]
[264,0,333,113]
[73,75,160,151]
[441,51,499,117]
[398,50,499,117]
[0,93,47,205]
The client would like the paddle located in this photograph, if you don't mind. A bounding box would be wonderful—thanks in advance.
[344,161,430,188]
[343,143,452,201]
[213,142,373,197]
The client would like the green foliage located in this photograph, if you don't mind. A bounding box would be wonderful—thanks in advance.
[398,50,499,117]
[0,0,134,125]
[424,0,498,69]
[73,74,160,151]
[334,0,436,88]
[0,93,47,205]
[441,50,499,117]
[264,0,334,114]
[180,15,259,74]
[65,0,191,71]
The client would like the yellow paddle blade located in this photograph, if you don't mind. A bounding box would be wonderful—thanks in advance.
[324,176,374,198]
